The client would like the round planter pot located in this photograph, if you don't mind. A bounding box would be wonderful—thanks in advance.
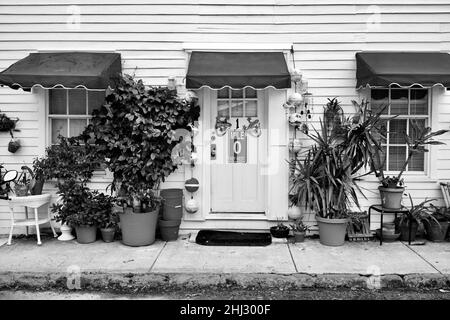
[30,178,44,195]
[315,215,349,246]
[424,220,449,242]
[270,227,290,238]
[158,219,181,241]
[100,228,116,243]
[378,186,405,209]
[119,208,159,247]
[160,189,183,221]
[293,231,305,243]
[399,221,419,242]
[75,225,97,244]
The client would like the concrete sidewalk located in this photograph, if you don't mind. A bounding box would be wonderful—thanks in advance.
[0,235,449,292]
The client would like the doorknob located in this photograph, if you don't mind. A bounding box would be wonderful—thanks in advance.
[211,143,216,160]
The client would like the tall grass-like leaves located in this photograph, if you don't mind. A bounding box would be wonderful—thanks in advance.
[290,99,389,219]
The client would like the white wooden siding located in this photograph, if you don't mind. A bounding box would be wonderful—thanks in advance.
[1,0,450,233]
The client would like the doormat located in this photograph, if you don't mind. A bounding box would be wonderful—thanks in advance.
[195,230,272,246]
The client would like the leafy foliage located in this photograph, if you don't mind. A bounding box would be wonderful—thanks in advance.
[289,99,387,219]
[290,216,310,232]
[398,195,440,227]
[82,74,200,211]
[37,136,99,182]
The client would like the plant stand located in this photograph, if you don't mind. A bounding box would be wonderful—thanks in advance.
[368,205,411,245]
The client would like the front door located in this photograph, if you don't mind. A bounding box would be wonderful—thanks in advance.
[210,88,266,213]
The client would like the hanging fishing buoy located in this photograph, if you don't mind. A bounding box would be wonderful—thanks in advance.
[185,198,199,214]
[185,177,199,193]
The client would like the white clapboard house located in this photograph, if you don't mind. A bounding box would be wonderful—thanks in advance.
[1,0,450,235]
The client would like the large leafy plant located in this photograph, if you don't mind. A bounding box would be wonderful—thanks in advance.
[289,99,386,219]
[83,74,200,212]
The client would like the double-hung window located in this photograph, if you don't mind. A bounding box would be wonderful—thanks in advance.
[370,85,430,173]
[48,89,105,145]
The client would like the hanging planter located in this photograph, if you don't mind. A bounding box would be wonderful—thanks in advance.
[0,112,18,132]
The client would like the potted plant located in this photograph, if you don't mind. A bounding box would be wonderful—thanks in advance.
[84,74,200,246]
[29,157,47,195]
[289,217,310,243]
[423,205,450,242]
[90,192,117,243]
[290,99,386,246]
[374,122,448,209]
[396,195,439,242]
[270,222,290,238]
[52,180,98,244]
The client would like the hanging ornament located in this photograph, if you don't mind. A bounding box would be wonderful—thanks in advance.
[243,117,262,138]
[282,102,293,110]
[288,92,303,106]
[185,198,199,214]
[185,177,199,193]
[184,90,198,103]
[289,138,302,153]
[291,68,303,83]
[287,206,302,220]
[289,113,303,126]
[215,116,232,137]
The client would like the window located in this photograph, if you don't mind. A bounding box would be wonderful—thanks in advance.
[217,88,258,118]
[371,86,430,172]
[48,89,105,144]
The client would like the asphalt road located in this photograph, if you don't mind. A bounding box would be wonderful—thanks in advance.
[1,288,449,300]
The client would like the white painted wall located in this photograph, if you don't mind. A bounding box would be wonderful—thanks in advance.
[1,0,450,234]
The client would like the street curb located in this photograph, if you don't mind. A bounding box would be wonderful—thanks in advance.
[0,272,449,293]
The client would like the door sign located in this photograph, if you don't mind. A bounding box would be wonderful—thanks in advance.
[228,129,247,163]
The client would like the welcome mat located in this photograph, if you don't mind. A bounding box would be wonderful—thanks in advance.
[195,230,272,246]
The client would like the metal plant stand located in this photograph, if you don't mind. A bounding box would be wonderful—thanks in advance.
[368,205,412,245]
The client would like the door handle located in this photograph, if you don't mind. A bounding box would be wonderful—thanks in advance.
[211,143,216,160]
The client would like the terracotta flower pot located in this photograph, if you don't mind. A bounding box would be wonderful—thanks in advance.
[100,227,116,243]
[379,186,405,209]
[119,207,159,246]
[315,215,349,246]
[424,220,449,242]
[399,221,418,242]
[158,218,181,241]
[270,226,290,238]
[75,225,97,244]
[293,231,305,243]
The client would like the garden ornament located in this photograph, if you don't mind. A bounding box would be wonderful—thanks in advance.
[185,198,199,214]
[243,117,262,137]
[289,113,303,126]
[288,92,303,106]
[215,116,232,137]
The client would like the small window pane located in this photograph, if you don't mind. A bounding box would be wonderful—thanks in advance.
[376,119,388,144]
[371,89,389,115]
[245,100,257,117]
[408,152,425,171]
[68,89,87,115]
[388,146,406,171]
[231,89,243,98]
[231,100,243,117]
[69,119,87,137]
[51,119,67,144]
[410,89,428,115]
[88,91,105,114]
[245,88,257,98]
[49,89,67,115]
[409,119,426,140]
[389,119,407,144]
[217,101,229,118]
[390,89,408,115]
[218,88,229,98]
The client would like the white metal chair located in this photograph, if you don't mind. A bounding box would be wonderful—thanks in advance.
[440,182,450,209]
[7,193,57,246]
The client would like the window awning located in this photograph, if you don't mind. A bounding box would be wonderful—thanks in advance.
[186,51,291,90]
[0,52,122,91]
[356,52,450,88]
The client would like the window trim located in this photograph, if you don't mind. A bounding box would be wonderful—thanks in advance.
[371,86,432,176]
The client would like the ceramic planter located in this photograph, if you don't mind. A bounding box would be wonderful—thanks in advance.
[119,207,159,246]
[75,225,97,244]
[378,186,405,209]
[424,220,449,242]
[293,231,305,243]
[158,218,181,241]
[315,215,349,246]
[270,226,290,238]
[30,178,44,195]
[399,220,419,242]
[100,227,116,243]
[160,189,183,221]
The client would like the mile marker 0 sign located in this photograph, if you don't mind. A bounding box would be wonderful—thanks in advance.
[228,129,247,163]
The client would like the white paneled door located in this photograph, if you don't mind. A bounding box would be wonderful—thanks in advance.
[210,88,266,213]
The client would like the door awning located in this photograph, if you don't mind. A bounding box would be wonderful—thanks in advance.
[356,51,450,88]
[0,52,122,91]
[186,51,291,90]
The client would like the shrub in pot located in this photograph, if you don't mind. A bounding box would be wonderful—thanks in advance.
[83,74,200,246]
[289,217,310,243]
[270,222,290,238]
[52,180,98,244]
[423,206,450,242]
[396,195,438,242]
[374,122,448,209]
[91,193,117,243]
[290,99,386,246]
